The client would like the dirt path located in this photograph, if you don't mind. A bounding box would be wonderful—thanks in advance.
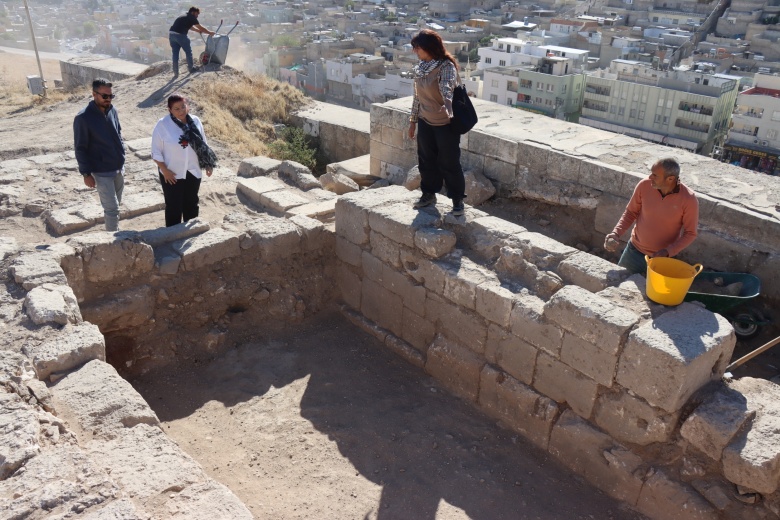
[131,310,646,520]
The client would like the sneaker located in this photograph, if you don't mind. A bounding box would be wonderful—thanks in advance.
[189,67,199,74]
[452,199,465,216]
[413,193,436,209]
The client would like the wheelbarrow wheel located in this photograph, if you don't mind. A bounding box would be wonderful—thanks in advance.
[732,312,760,339]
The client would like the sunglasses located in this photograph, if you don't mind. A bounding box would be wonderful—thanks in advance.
[93,92,115,100]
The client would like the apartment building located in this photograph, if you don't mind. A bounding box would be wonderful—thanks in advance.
[722,73,780,175]
[482,59,586,121]
[478,37,589,72]
[580,60,739,154]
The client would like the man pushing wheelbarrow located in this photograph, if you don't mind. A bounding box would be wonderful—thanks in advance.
[199,20,240,71]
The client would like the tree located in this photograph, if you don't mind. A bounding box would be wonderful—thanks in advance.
[83,21,97,37]
[272,34,300,48]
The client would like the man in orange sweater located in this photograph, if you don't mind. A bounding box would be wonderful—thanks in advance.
[604,157,699,275]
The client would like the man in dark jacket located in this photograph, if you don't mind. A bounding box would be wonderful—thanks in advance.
[73,78,125,231]
[169,6,215,77]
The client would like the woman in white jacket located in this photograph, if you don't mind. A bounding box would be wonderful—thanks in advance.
[151,93,214,227]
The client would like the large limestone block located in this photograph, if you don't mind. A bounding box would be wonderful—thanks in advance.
[401,251,450,294]
[548,410,645,505]
[23,322,105,379]
[335,236,361,267]
[369,231,401,268]
[80,285,154,334]
[560,331,620,387]
[0,445,120,518]
[495,246,563,300]
[464,216,526,262]
[278,160,321,190]
[510,290,563,357]
[636,470,717,520]
[401,307,435,353]
[533,352,599,419]
[515,231,577,269]
[86,423,202,501]
[594,389,680,446]
[289,214,332,252]
[478,365,558,450]
[319,171,359,195]
[475,283,515,327]
[237,155,282,177]
[10,253,68,290]
[119,191,165,219]
[722,378,780,494]
[259,189,311,212]
[380,263,426,316]
[337,264,361,310]
[67,233,155,284]
[545,284,639,354]
[159,480,253,520]
[140,218,210,247]
[616,303,736,413]
[243,215,302,259]
[0,392,40,479]
[173,228,241,271]
[558,251,630,293]
[46,209,91,236]
[485,324,536,384]
[52,360,158,437]
[361,278,403,337]
[425,334,484,403]
[426,293,488,355]
[596,274,671,325]
[464,169,496,206]
[441,257,497,310]
[680,383,754,461]
[285,199,337,220]
[236,176,288,206]
[24,283,82,326]
[335,186,418,245]
[368,202,440,248]
[414,228,456,258]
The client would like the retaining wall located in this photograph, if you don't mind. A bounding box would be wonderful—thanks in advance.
[59,56,148,90]
[370,97,780,301]
[335,185,780,519]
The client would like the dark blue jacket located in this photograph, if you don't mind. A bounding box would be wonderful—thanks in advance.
[73,100,125,176]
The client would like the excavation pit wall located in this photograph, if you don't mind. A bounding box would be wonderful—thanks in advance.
[335,185,780,519]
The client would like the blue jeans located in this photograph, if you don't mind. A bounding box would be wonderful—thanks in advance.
[169,32,193,72]
[94,172,124,231]
[618,240,648,276]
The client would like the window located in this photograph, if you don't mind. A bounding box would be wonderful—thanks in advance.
[537,82,544,90]
[562,84,567,93]
[633,93,638,101]
[703,79,709,85]
[576,83,580,90]
[663,116,669,124]
[768,129,778,139]
[485,57,492,64]
[508,98,513,106]
[666,100,672,108]
[491,79,499,87]
[672,19,678,24]
[621,91,627,99]
[547,84,555,92]
[610,105,616,114]
[653,16,658,22]
[490,94,498,102]
[535,97,543,104]
[642,95,647,103]
[630,109,637,118]
[585,83,610,96]
[499,60,506,66]
[519,79,532,89]
[498,43,504,49]
[583,100,608,112]
[658,99,664,107]
[618,107,625,116]
[655,114,662,123]
[639,110,645,119]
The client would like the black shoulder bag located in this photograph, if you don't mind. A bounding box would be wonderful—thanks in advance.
[450,74,478,135]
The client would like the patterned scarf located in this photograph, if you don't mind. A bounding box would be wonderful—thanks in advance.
[413,58,443,79]
[170,114,218,170]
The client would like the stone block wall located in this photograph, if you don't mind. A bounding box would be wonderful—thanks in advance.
[59,56,148,90]
[370,97,780,300]
[291,101,371,164]
[12,213,336,376]
[335,186,780,519]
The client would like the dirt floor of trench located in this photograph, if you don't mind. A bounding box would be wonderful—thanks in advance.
[130,308,647,520]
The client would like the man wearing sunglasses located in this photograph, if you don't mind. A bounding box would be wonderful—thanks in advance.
[73,78,126,231]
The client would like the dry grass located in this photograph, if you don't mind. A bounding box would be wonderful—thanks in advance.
[0,54,69,117]
[192,72,311,157]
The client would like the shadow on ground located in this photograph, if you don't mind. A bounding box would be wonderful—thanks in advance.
[131,310,645,520]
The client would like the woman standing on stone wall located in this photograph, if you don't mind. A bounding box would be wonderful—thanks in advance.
[407,29,465,216]
[151,93,217,227]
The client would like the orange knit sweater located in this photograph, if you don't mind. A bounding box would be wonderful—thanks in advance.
[612,178,699,258]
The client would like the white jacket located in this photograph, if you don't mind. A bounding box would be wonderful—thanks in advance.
[151,114,207,179]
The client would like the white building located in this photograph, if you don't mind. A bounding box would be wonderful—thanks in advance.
[722,73,780,175]
[580,60,740,155]
[477,37,589,73]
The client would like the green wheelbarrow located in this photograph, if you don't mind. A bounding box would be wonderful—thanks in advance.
[683,271,768,338]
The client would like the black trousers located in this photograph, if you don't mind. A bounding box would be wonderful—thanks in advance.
[416,119,465,200]
[159,171,201,227]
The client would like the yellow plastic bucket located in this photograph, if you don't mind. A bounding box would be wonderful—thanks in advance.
[645,255,703,306]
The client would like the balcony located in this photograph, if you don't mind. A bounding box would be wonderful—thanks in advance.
[733,109,763,119]
[675,118,709,134]
[679,102,714,116]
